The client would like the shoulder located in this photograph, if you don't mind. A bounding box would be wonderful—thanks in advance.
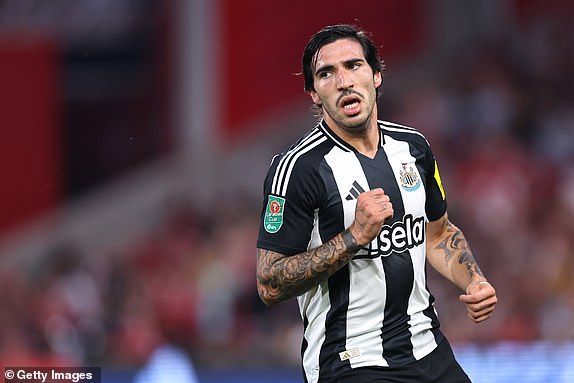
[273,126,332,170]
[378,120,432,150]
[266,126,333,197]
[378,120,430,143]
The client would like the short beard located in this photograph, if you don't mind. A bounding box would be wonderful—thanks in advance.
[338,113,373,136]
[310,87,380,123]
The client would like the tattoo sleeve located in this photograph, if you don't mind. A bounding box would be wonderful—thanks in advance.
[257,229,362,305]
[432,218,484,288]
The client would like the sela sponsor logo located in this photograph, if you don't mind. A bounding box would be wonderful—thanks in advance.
[357,214,425,258]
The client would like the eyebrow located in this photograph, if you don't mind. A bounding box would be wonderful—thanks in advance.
[314,64,334,77]
[314,58,365,77]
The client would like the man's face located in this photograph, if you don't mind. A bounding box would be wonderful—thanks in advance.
[309,38,382,134]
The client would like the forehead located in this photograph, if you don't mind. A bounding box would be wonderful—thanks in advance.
[313,38,365,70]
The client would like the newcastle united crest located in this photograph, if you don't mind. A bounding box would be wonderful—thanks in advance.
[399,163,421,192]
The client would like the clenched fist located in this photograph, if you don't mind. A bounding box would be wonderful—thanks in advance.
[459,280,497,323]
[349,188,394,246]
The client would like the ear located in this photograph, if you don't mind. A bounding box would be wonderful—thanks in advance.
[374,71,382,88]
[309,90,322,106]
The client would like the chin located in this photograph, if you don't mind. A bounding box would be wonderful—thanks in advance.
[344,114,370,128]
[341,121,369,135]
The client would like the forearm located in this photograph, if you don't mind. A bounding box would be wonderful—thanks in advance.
[427,219,486,292]
[257,228,361,305]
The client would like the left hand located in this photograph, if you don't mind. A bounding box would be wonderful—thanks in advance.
[459,280,497,323]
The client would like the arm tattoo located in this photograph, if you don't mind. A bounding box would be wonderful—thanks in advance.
[257,228,361,305]
[434,220,484,280]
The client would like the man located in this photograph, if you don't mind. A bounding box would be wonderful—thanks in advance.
[256,24,497,383]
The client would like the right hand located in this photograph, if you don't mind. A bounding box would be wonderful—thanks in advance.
[349,188,394,246]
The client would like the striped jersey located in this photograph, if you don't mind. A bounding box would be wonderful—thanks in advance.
[257,119,448,383]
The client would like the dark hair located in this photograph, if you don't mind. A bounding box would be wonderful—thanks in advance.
[302,24,384,92]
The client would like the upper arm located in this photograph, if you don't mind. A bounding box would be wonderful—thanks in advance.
[257,152,321,256]
[425,212,451,275]
[426,212,449,245]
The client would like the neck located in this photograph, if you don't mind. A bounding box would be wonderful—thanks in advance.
[326,113,379,159]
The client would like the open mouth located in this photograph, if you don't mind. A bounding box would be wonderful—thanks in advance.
[343,100,360,109]
[340,95,361,115]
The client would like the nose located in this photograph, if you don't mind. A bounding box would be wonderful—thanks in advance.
[336,71,353,89]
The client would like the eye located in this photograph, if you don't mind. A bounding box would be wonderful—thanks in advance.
[318,71,332,79]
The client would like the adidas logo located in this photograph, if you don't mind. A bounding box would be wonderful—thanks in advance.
[345,181,365,201]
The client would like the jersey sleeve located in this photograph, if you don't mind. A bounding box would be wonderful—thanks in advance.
[424,146,447,222]
[256,154,321,256]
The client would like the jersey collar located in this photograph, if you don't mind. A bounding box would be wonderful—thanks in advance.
[319,119,385,152]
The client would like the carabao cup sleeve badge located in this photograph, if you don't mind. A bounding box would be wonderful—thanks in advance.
[264,195,286,233]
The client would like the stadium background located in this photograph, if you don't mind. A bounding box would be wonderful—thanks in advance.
[0,0,573,382]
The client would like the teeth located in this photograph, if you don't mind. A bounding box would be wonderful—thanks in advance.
[344,101,359,109]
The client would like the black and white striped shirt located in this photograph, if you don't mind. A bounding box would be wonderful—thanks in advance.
[257,120,448,383]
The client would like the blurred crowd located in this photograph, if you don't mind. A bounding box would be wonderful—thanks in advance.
[1,9,573,373]
[391,10,574,346]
